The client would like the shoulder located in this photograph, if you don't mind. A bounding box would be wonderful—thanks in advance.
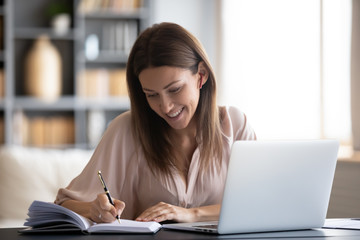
[219,106,257,141]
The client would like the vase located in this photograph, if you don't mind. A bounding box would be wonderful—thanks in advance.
[25,35,62,101]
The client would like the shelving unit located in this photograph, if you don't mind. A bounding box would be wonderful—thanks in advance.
[0,0,7,146]
[0,0,150,149]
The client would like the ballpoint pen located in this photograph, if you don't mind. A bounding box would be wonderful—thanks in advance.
[97,171,121,223]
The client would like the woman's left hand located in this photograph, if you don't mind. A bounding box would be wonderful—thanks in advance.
[135,202,220,223]
[135,202,197,223]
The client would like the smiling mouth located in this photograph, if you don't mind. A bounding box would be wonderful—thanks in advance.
[167,107,184,118]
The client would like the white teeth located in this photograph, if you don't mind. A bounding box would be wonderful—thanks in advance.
[168,108,183,118]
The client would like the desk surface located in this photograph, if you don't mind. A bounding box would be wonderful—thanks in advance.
[2,228,360,240]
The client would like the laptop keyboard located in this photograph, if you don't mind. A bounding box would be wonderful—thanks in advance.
[193,224,218,230]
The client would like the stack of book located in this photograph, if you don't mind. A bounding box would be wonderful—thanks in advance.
[12,111,75,147]
[77,68,128,98]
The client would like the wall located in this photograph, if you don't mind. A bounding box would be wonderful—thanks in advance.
[149,0,219,73]
[327,160,360,218]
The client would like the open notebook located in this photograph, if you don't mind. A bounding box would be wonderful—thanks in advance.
[163,140,339,234]
[20,200,161,234]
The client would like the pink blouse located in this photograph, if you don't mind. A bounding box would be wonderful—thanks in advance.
[55,106,256,219]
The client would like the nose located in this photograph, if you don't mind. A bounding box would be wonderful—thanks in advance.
[159,94,173,113]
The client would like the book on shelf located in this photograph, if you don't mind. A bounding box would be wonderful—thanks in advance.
[0,69,4,98]
[20,200,161,234]
[78,0,143,14]
[77,69,109,98]
[100,20,138,55]
[0,116,3,144]
[109,69,128,96]
[77,68,128,98]
[12,111,75,147]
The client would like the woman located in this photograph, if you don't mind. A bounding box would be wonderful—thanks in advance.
[55,22,256,223]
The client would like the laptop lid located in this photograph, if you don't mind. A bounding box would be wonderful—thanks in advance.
[218,139,339,234]
[163,140,339,234]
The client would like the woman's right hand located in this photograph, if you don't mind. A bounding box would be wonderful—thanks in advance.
[90,193,125,223]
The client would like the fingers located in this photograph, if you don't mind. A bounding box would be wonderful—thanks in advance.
[136,202,185,223]
[91,193,125,223]
[114,199,126,216]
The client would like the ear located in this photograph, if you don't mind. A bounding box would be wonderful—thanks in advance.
[197,61,209,89]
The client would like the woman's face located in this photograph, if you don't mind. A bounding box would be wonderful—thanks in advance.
[139,66,200,131]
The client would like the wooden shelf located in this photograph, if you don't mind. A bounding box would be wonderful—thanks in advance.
[13,97,76,111]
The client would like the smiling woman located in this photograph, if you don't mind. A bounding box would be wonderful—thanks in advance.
[55,22,256,224]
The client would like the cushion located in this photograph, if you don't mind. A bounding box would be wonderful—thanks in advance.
[0,146,93,228]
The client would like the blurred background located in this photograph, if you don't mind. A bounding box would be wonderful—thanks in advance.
[0,0,359,223]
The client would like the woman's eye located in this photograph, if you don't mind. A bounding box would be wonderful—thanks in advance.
[169,87,181,93]
[146,93,158,98]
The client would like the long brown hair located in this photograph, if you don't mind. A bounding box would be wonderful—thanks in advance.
[126,22,223,175]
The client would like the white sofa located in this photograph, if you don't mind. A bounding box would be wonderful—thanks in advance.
[0,145,93,228]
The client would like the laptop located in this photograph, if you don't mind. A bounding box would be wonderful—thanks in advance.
[163,140,339,234]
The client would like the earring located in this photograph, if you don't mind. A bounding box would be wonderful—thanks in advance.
[199,73,203,89]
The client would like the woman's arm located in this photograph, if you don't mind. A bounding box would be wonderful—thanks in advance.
[135,202,220,223]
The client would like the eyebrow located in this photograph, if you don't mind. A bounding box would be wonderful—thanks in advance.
[142,80,181,92]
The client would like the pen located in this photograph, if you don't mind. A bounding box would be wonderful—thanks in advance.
[97,171,121,223]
